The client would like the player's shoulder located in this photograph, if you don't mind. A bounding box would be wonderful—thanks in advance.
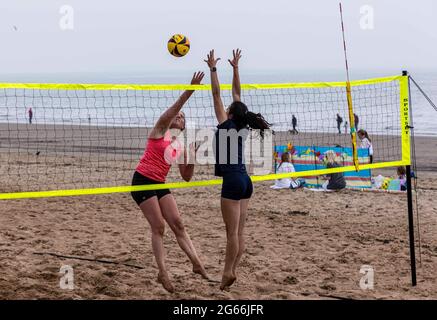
[217,119,236,129]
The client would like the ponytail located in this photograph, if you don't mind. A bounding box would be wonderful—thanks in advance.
[245,111,271,138]
[228,101,271,138]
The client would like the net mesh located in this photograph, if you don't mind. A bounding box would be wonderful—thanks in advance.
[0,77,405,195]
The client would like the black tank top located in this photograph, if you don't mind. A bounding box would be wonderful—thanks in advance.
[213,119,247,176]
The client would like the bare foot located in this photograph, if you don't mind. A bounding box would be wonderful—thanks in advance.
[193,265,210,280]
[220,274,237,290]
[157,273,175,293]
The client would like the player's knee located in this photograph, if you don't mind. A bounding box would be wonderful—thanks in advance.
[172,218,185,236]
[152,223,165,236]
[238,238,245,251]
[226,229,239,240]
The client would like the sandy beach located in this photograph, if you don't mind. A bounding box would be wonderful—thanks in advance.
[0,123,436,299]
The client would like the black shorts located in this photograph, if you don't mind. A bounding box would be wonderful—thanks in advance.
[221,171,253,201]
[131,171,171,206]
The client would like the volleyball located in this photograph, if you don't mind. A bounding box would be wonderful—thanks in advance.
[167,34,190,57]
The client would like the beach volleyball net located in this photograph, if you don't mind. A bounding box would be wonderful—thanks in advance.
[0,75,410,199]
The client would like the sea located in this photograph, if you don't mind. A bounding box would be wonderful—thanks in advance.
[0,70,435,136]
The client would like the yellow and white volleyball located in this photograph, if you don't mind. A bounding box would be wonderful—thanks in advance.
[167,34,190,57]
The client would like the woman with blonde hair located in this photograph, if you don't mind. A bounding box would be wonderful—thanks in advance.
[322,151,346,191]
[131,72,208,293]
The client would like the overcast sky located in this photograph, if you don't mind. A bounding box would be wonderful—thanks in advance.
[0,0,436,80]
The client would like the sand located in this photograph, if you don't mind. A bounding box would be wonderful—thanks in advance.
[0,124,436,299]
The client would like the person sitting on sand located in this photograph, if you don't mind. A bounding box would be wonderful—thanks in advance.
[131,72,208,293]
[322,151,346,191]
[271,152,304,189]
[204,49,271,290]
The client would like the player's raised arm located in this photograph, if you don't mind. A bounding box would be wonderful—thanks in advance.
[228,49,242,102]
[204,50,227,124]
[150,72,204,138]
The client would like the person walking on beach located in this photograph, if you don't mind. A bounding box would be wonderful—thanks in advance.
[354,113,359,130]
[28,107,33,124]
[291,114,298,134]
[336,113,343,134]
[204,49,271,290]
[130,71,209,293]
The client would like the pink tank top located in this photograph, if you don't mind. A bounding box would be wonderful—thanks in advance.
[136,131,182,182]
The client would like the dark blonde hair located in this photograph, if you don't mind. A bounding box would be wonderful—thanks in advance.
[358,129,371,142]
[397,166,406,176]
[278,152,291,169]
[281,152,291,162]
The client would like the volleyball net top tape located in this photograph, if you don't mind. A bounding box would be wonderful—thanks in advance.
[0,75,410,199]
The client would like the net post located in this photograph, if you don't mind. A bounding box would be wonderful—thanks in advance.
[402,70,417,286]
[406,165,417,286]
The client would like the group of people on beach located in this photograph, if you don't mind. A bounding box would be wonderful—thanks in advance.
[336,112,359,135]
[289,112,360,135]
[283,113,373,192]
[336,113,374,164]
[272,149,347,191]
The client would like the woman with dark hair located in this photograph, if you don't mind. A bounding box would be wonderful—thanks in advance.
[204,49,271,290]
[358,129,373,163]
[131,72,208,293]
